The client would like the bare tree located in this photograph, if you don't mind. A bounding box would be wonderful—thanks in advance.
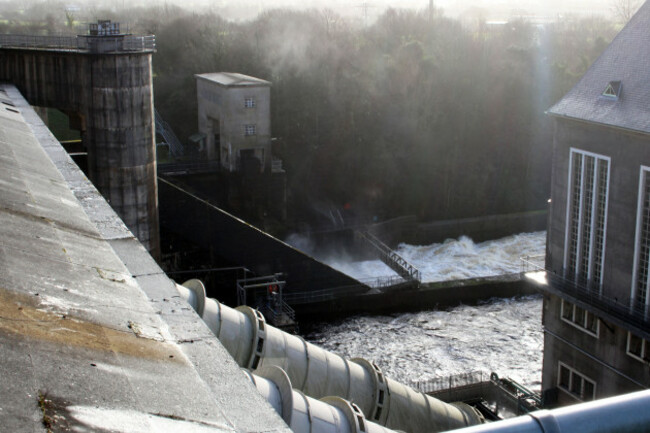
[611,0,642,24]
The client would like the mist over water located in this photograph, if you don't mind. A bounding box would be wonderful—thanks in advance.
[303,232,546,391]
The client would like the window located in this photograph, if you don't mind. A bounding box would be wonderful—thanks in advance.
[564,149,610,291]
[632,167,650,311]
[602,81,622,99]
[244,97,256,108]
[557,362,596,401]
[244,124,256,136]
[626,332,650,363]
[560,299,599,337]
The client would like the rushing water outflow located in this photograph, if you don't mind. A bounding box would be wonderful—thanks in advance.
[305,232,546,391]
[306,295,543,391]
[327,232,546,283]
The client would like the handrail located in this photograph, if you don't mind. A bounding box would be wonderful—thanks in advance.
[356,230,422,283]
[521,257,650,336]
[158,161,220,175]
[0,33,155,53]
[154,108,184,157]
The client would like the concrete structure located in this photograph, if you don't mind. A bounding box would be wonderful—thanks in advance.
[539,2,650,406]
[0,23,160,259]
[0,84,289,432]
[196,72,272,172]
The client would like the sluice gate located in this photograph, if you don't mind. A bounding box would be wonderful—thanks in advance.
[176,280,485,433]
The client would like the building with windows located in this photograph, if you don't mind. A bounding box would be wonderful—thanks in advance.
[196,72,272,173]
[540,2,650,406]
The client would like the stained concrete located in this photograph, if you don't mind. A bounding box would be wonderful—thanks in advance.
[0,84,291,433]
[0,46,160,259]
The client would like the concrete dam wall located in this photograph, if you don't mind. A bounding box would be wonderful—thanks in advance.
[159,178,366,297]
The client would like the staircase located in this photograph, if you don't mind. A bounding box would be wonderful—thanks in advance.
[154,108,184,157]
[355,230,422,284]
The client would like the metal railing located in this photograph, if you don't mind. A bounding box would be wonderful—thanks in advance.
[520,256,650,335]
[411,371,490,394]
[356,230,422,283]
[154,108,184,157]
[237,274,296,327]
[0,34,155,53]
[157,161,220,175]
[283,283,370,305]
[358,275,406,289]
[520,254,546,273]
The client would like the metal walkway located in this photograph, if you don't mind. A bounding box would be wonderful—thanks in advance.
[355,230,422,283]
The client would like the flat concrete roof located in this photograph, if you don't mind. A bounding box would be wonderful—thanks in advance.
[0,84,290,433]
[196,72,271,87]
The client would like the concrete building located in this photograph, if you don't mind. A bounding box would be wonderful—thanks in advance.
[196,72,272,173]
[540,2,650,406]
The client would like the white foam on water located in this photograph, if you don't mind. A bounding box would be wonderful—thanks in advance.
[327,231,546,282]
[306,295,543,391]
[305,232,547,391]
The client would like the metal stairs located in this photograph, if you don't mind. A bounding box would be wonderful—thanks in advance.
[154,108,184,157]
[355,230,422,284]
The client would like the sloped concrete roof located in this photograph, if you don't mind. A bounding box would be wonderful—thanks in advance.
[547,1,650,134]
[196,72,271,87]
[0,84,290,433]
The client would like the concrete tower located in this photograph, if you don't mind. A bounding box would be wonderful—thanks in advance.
[0,22,160,258]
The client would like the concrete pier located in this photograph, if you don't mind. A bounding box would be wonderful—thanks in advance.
[0,32,160,258]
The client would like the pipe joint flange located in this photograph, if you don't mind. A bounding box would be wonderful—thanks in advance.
[254,366,295,425]
[322,397,368,433]
[239,307,267,370]
[352,358,390,425]
[180,279,207,317]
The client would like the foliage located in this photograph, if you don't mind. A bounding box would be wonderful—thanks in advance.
[1,3,618,222]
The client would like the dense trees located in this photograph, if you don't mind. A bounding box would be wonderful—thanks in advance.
[1,4,618,223]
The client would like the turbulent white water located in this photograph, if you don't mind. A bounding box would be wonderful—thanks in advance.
[328,232,546,283]
[305,232,546,391]
[306,295,543,391]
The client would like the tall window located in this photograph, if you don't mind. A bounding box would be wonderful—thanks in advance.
[632,167,650,311]
[244,97,256,108]
[564,149,610,290]
[626,332,650,363]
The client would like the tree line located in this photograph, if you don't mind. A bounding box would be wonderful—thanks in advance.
[1,3,618,223]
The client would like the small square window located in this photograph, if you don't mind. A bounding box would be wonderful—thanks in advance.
[244,124,256,136]
[244,98,256,108]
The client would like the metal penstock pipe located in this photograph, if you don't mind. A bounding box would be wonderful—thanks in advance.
[176,280,484,433]
[443,389,650,433]
[246,366,398,433]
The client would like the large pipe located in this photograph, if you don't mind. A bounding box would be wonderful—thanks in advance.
[176,280,484,433]
[443,389,650,433]
[246,366,397,433]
